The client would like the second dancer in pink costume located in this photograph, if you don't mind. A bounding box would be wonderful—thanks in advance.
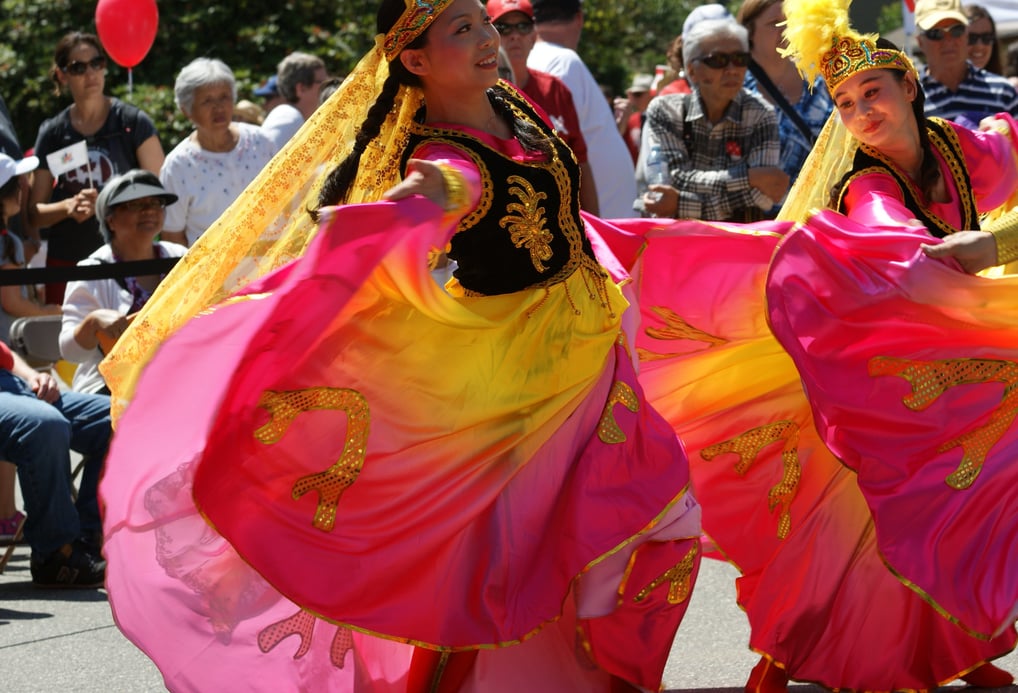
[614,0,1018,689]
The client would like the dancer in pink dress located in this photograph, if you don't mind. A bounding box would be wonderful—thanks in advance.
[99,0,701,690]
[611,0,1018,689]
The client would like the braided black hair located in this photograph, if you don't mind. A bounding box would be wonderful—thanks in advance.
[489,85,555,156]
[312,0,426,217]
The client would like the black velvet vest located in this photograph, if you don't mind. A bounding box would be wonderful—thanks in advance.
[836,118,979,238]
[401,83,599,295]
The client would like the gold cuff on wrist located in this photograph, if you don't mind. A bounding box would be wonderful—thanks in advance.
[436,163,470,215]
[984,207,1018,266]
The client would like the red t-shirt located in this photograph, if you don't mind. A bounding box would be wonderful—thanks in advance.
[0,341,14,372]
[520,69,589,165]
[658,78,692,96]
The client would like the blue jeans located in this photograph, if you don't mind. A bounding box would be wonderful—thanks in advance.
[0,371,111,558]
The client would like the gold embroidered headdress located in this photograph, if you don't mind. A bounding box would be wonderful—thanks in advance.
[781,0,915,93]
[100,0,455,421]
[384,0,454,60]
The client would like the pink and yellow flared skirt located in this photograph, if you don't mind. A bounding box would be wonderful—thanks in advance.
[100,199,701,692]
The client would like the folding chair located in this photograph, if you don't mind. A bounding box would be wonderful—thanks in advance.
[9,314,64,367]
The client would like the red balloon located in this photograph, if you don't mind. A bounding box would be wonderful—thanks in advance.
[95,0,159,69]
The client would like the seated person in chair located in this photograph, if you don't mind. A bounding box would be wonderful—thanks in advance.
[0,338,110,587]
[59,170,186,395]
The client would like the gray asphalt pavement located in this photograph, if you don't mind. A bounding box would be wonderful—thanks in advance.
[4,550,1017,692]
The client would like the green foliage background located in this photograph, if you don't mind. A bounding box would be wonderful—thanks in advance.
[1,0,704,152]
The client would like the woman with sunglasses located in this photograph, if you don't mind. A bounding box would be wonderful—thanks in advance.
[28,32,164,305]
[58,170,184,396]
[964,4,1004,75]
[636,16,788,221]
[97,0,702,689]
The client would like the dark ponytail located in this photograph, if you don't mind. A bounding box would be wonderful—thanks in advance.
[907,75,941,202]
[314,75,404,214]
[876,39,940,202]
[489,86,555,157]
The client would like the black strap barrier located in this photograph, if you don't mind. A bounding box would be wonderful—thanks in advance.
[0,258,182,286]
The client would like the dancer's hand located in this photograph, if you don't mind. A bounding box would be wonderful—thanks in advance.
[921,230,998,274]
[383,159,448,209]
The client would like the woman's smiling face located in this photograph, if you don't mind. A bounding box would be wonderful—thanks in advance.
[833,69,917,151]
[400,0,501,94]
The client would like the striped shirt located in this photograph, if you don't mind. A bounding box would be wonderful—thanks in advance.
[921,63,1018,124]
[636,89,780,221]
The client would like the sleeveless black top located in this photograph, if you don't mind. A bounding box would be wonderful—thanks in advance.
[401,83,601,296]
[836,118,979,238]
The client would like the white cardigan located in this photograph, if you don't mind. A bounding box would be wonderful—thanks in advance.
[59,241,187,394]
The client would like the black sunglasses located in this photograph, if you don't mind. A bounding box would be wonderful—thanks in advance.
[62,55,107,76]
[922,24,966,41]
[968,31,995,45]
[115,198,167,213]
[693,51,751,69]
[494,20,535,36]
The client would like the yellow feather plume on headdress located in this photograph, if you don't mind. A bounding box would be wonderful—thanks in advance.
[781,0,854,84]
[781,0,914,91]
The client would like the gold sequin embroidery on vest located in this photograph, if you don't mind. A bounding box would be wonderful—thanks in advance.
[700,421,804,540]
[634,542,699,605]
[870,356,1018,489]
[502,92,602,289]
[254,387,370,531]
[501,174,554,272]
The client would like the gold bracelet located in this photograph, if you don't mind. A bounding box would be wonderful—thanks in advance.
[983,206,1018,265]
[436,163,470,215]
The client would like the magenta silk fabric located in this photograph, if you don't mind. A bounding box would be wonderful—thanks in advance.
[768,209,1018,640]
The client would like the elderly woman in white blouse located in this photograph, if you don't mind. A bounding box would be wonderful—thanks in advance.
[59,170,187,394]
[159,58,276,247]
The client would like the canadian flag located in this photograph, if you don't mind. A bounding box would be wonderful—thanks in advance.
[45,140,88,178]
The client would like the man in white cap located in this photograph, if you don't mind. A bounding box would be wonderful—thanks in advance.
[614,74,654,161]
[915,0,1018,123]
[527,0,638,218]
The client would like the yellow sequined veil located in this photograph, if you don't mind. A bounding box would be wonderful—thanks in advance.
[101,8,448,421]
